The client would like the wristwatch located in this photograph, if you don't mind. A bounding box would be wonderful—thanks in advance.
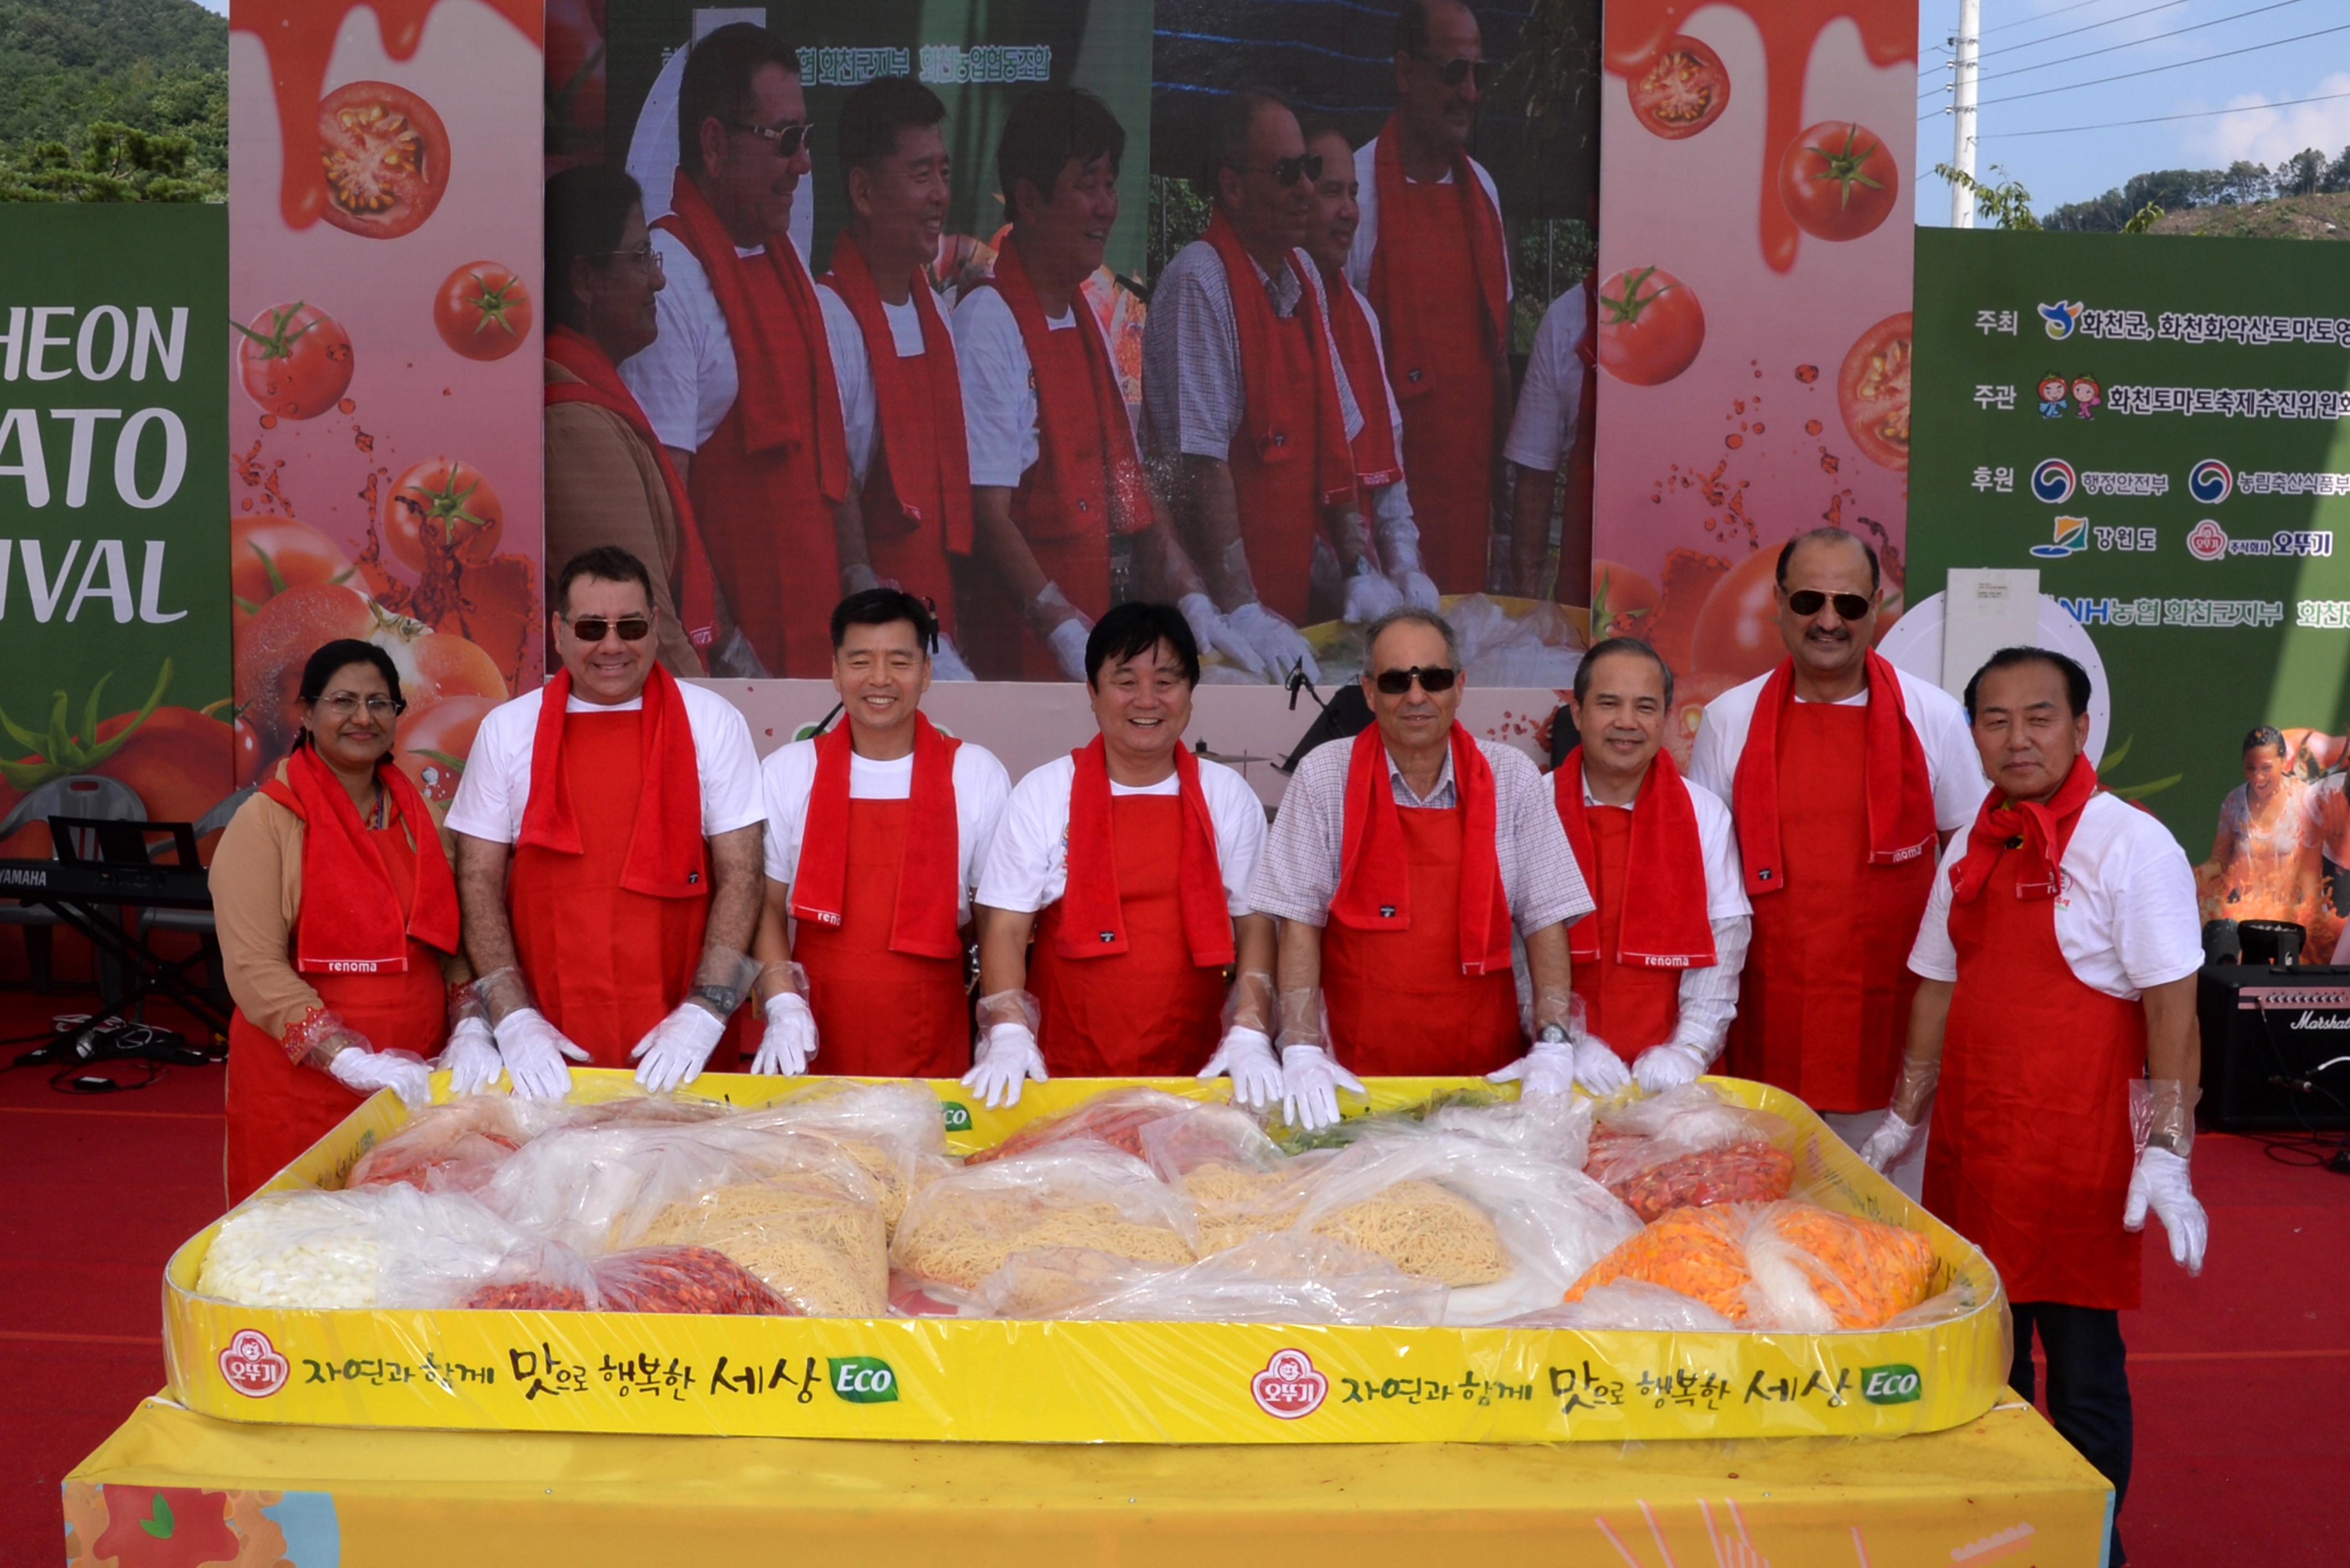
[2146,1131,2191,1158]
[1535,1023,1571,1046]
[688,984,740,1021]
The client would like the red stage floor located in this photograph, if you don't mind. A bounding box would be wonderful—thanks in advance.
[3,988,2344,1565]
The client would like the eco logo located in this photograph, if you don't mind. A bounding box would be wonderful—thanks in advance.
[2187,519,2229,561]
[2031,458,2076,504]
[219,1328,288,1398]
[2189,458,2234,505]
[829,1356,900,1403]
[939,1101,973,1133]
[1249,1348,1328,1419]
[2037,300,2083,339]
[1861,1364,1923,1405]
[2029,516,2091,559]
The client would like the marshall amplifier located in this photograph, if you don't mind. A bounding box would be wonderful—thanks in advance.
[2196,964,2350,1131]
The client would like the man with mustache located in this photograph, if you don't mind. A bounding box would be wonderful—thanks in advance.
[1688,528,1985,1193]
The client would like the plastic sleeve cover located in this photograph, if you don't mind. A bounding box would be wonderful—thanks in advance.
[689,945,762,1018]
[976,988,1041,1033]
[446,979,491,1034]
[2131,1077,2201,1157]
[1275,986,1325,1050]
[1224,971,1276,1035]
[757,960,811,1005]
[470,966,539,1027]
[281,1005,364,1070]
[1888,1048,1941,1125]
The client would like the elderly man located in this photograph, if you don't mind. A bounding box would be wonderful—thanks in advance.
[620,22,852,677]
[968,602,1274,1107]
[1249,607,1593,1127]
[1688,527,1984,1188]
[1860,647,2206,1566]
[449,546,766,1097]
[1146,88,1389,677]
[1348,0,1512,596]
[1553,637,1750,1094]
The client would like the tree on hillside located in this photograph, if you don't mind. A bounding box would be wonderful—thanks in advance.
[0,120,218,202]
[0,0,226,200]
[2045,149,2350,230]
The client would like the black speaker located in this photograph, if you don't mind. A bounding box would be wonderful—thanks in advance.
[2196,964,2350,1131]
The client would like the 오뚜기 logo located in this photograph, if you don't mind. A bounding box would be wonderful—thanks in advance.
[2031,458,2076,504]
[2029,516,2090,559]
[2187,519,2229,561]
[2189,458,2233,505]
[219,1328,289,1397]
[1250,1348,1328,1419]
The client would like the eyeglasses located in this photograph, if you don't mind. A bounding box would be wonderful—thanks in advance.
[1372,665,1459,695]
[595,243,665,275]
[315,693,402,719]
[1785,590,1874,620]
[1228,154,1325,188]
[1410,51,1497,90]
[730,120,813,158]
[568,615,653,644]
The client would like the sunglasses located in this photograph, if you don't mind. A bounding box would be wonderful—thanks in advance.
[568,615,653,643]
[1372,664,1459,695]
[1229,154,1325,188]
[1785,590,1874,620]
[1410,51,1497,90]
[730,119,813,159]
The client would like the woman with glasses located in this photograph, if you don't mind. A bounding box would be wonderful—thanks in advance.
[211,641,497,1203]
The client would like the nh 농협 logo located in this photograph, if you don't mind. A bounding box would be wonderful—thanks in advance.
[2030,516,2090,559]
[2031,458,2076,504]
[2187,519,2229,562]
[219,1329,289,1397]
[2189,458,2234,505]
[1250,1348,1328,1419]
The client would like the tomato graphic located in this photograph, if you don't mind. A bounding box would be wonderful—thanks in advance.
[1663,671,1737,771]
[1590,561,1662,638]
[1837,312,1912,472]
[231,514,354,623]
[234,713,265,787]
[233,302,352,419]
[385,458,504,571]
[235,583,377,754]
[435,261,534,362]
[1597,266,1704,386]
[395,694,498,803]
[1628,36,1728,141]
[0,666,233,855]
[1778,122,1898,242]
[1691,547,1787,683]
[399,630,508,710]
[318,81,450,241]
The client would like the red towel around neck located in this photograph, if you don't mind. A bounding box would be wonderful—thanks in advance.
[543,324,720,649]
[1320,266,1404,488]
[1202,208,1356,508]
[1733,650,1937,898]
[822,230,975,554]
[790,712,963,958]
[1367,117,1509,389]
[1331,723,1513,974]
[518,665,708,899]
[1952,754,2099,905]
[1553,747,1717,968]
[1055,736,1234,966]
[259,743,460,972]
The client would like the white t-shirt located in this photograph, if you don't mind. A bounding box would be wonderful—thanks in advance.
[1504,285,1590,472]
[759,734,1012,925]
[1344,139,1512,302]
[1687,666,1988,834]
[620,230,823,455]
[815,282,928,489]
[1908,792,2203,1000]
[976,753,1267,917]
[951,285,1092,489]
[444,682,766,845]
[1577,768,1752,924]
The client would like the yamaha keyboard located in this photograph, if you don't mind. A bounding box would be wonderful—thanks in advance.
[0,855,211,909]
[1,817,226,1035]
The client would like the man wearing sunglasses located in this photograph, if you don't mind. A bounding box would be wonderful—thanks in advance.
[449,547,767,1100]
[621,22,859,679]
[1348,0,1513,600]
[1687,528,1985,1193]
[1144,89,1390,680]
[1249,607,1592,1128]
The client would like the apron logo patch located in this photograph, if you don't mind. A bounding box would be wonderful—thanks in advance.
[1757,869,1774,883]
[1099,931,1117,943]
[1379,905,1397,919]
[687,871,700,884]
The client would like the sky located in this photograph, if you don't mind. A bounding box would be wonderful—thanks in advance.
[1914,0,2350,223]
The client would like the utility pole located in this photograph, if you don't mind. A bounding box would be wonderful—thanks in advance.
[1951,0,1981,226]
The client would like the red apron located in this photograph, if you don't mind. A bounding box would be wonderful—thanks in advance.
[1569,807,1683,1060]
[1384,178,1501,596]
[224,822,446,1204]
[1030,795,1226,1074]
[790,797,971,1075]
[1726,704,1936,1111]
[508,710,736,1070]
[1228,302,1325,627]
[1926,843,2146,1309]
[1324,806,1523,1074]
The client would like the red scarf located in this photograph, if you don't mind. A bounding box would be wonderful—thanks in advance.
[1552,748,1717,969]
[978,233,1152,535]
[518,665,708,899]
[1202,209,1356,508]
[790,713,963,958]
[1321,267,1403,488]
[822,230,975,555]
[654,171,847,499]
[1733,651,1937,898]
[1331,723,1513,974]
[1056,736,1234,966]
[1367,117,1509,390]
[259,745,460,973]
[543,325,720,649]
[1952,755,2099,905]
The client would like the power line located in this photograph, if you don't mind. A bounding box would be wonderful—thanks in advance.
[1919,0,2308,100]
[1978,0,2187,58]
[1982,84,2350,137]
[1978,22,2350,105]
[1982,0,2127,33]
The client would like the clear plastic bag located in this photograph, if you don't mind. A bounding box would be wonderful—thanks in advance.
[978,1232,1450,1325]
[1567,1201,1940,1331]
[1426,1091,1596,1170]
[1502,1280,1737,1332]
[197,1186,530,1310]
[632,1175,888,1317]
[478,1123,743,1254]
[733,1080,951,1232]
[1583,1083,1796,1220]
[964,1087,1212,1167]
[891,1145,1198,1299]
[344,1096,569,1195]
[1564,1204,1756,1323]
[1180,1151,1336,1255]
[466,1241,798,1315]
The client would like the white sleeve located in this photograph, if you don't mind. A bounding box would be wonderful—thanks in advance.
[1504,291,1581,471]
[1910,677,1990,832]
[1906,840,1962,982]
[951,289,1036,489]
[1345,140,1378,295]
[1205,765,1269,916]
[689,690,766,836]
[620,231,715,454]
[974,765,1068,915]
[956,745,1015,900]
[1689,784,1752,921]
[817,284,878,488]
[442,695,530,844]
[759,743,818,885]
[1470,159,1512,302]
[1686,694,1744,802]
[2112,821,2206,991]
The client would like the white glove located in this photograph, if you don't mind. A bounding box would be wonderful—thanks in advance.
[630,1002,727,1094]
[1391,569,1442,611]
[1632,1041,1710,1094]
[436,1017,506,1096]
[1856,1107,1926,1173]
[1045,616,1092,681]
[1179,592,1269,678]
[1342,560,1404,623]
[753,991,818,1076]
[1279,1043,1364,1131]
[328,1046,433,1110]
[931,634,977,682]
[494,1008,591,1100]
[1199,1025,1285,1110]
[1226,601,1322,683]
[2123,1145,2208,1276]
[1487,1036,1579,1098]
[1571,1036,1633,1096]
[961,1022,1048,1110]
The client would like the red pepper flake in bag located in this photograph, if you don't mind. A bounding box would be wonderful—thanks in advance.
[1606,1140,1794,1221]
